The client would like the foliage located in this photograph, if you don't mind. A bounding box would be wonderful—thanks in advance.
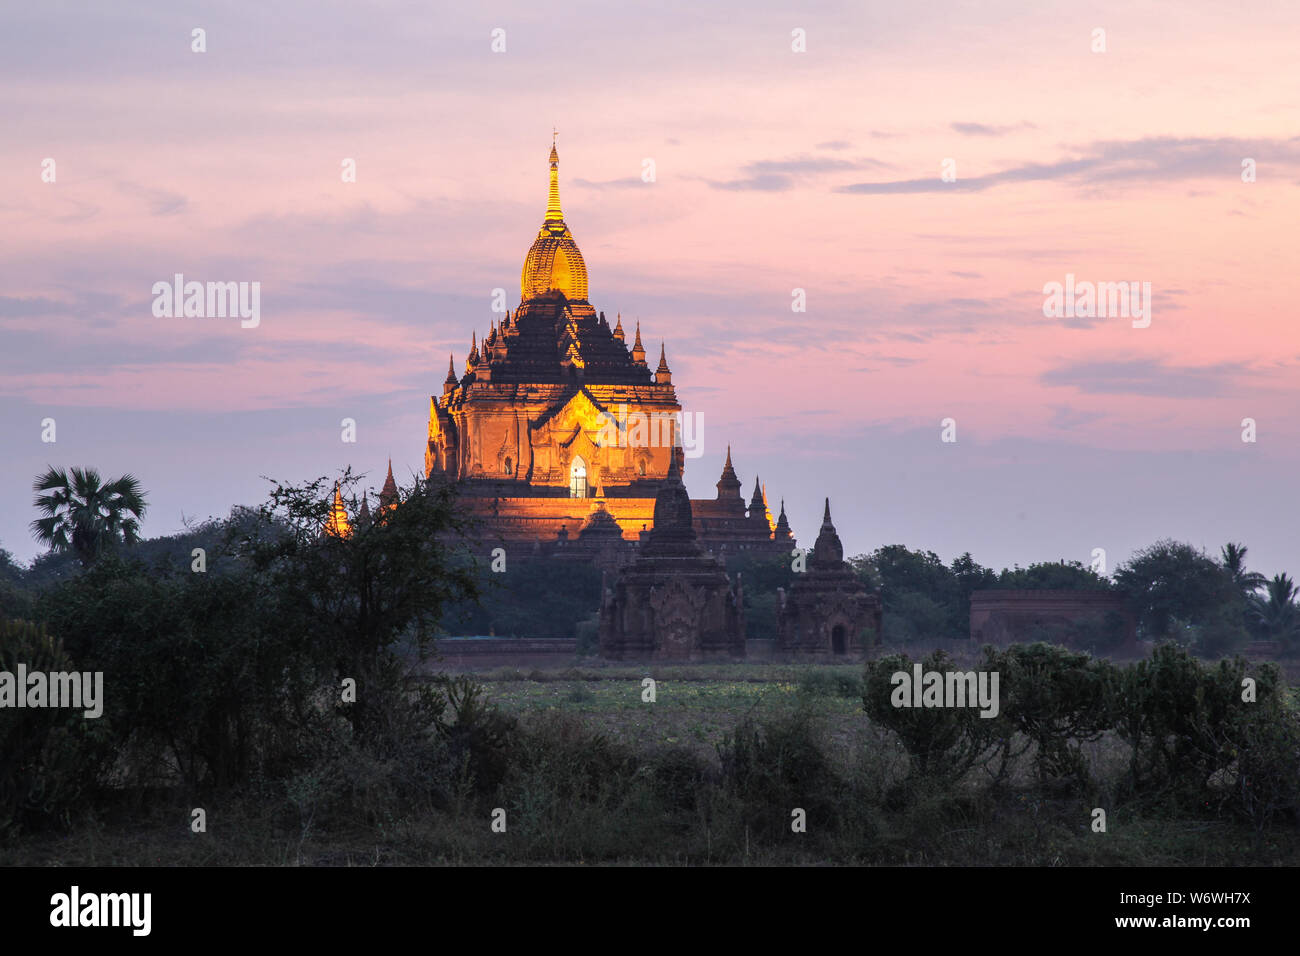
[981,643,1112,785]
[856,549,1111,644]
[442,557,601,639]
[1220,542,1266,599]
[1114,539,1240,640]
[717,702,838,837]
[863,650,1004,783]
[724,551,794,642]
[36,554,324,789]
[0,619,114,833]
[994,560,1111,591]
[1107,644,1281,804]
[30,467,148,567]
[232,471,480,738]
[1249,574,1300,651]
[0,546,32,621]
[428,675,518,794]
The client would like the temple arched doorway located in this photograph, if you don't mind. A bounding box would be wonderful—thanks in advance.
[831,624,846,655]
[569,457,588,498]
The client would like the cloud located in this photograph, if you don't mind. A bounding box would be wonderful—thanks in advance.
[1040,358,1247,398]
[0,296,66,318]
[115,180,189,216]
[837,135,1300,194]
[572,177,646,190]
[950,121,1036,137]
[1048,405,1106,430]
[709,154,892,191]
[815,140,852,150]
[709,173,794,192]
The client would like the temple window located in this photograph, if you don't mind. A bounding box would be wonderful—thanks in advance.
[504,457,512,475]
[569,457,588,498]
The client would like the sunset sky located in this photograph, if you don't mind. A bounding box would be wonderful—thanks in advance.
[2,0,1298,577]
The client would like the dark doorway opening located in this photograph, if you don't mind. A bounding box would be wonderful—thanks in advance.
[831,625,846,655]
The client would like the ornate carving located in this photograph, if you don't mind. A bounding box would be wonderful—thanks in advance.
[650,576,705,659]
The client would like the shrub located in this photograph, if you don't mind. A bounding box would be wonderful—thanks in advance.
[981,643,1112,786]
[428,675,517,795]
[863,650,1004,785]
[0,619,113,834]
[717,703,839,838]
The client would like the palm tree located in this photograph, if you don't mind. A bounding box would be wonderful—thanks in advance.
[1220,542,1266,598]
[1249,573,1300,648]
[30,466,148,566]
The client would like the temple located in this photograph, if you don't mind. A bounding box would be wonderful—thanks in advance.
[599,455,746,660]
[425,139,794,564]
[777,499,882,655]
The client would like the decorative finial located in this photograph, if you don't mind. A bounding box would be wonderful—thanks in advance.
[546,134,562,222]
[631,321,647,365]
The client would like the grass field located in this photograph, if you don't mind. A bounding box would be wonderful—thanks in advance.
[6,659,1300,866]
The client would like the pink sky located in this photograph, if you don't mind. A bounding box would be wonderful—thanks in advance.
[2,0,1298,576]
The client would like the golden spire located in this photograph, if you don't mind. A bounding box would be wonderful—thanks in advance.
[521,137,589,301]
[545,135,564,230]
[324,481,351,538]
[631,321,646,365]
[655,341,671,384]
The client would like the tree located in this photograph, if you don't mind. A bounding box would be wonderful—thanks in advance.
[235,470,480,739]
[30,467,147,566]
[950,551,998,604]
[1220,542,1266,600]
[1249,573,1300,651]
[995,560,1110,591]
[442,557,602,639]
[1113,539,1238,641]
[0,544,31,621]
[861,545,967,640]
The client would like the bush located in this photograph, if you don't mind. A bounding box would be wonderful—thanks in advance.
[0,619,114,834]
[574,614,600,656]
[883,592,952,642]
[717,703,839,838]
[798,669,862,699]
[863,650,1004,785]
[1107,643,1282,803]
[37,556,325,790]
[981,643,1112,786]
[428,675,517,795]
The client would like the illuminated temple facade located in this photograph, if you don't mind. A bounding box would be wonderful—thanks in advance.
[425,141,795,563]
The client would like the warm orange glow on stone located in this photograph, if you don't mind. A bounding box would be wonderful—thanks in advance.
[521,142,589,302]
[425,142,794,560]
[324,482,351,538]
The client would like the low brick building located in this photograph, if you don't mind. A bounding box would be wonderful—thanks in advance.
[969,589,1136,650]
